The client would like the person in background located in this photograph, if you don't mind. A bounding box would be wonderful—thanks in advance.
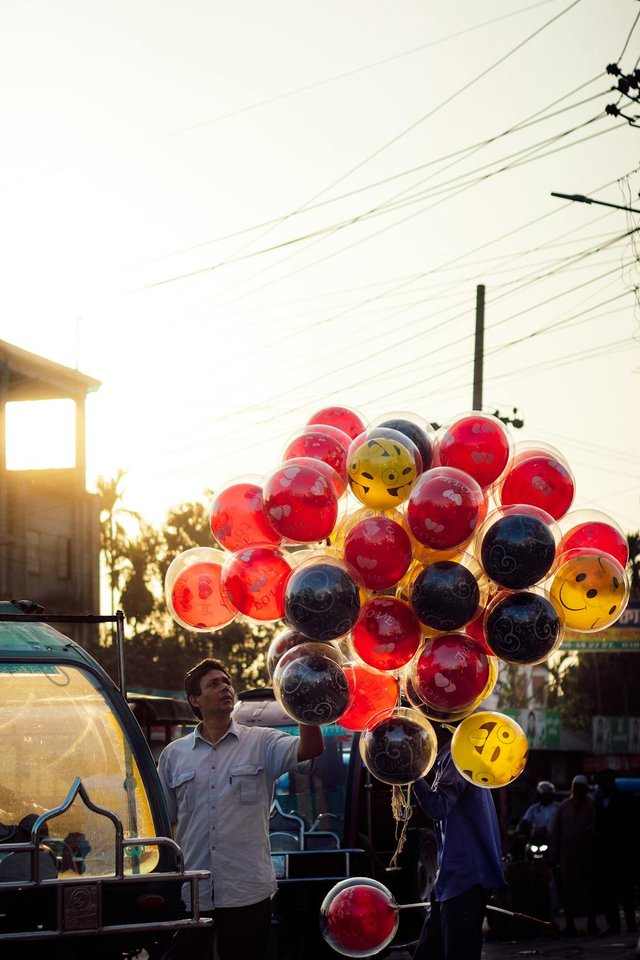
[551,774,600,936]
[411,726,505,960]
[517,780,560,844]
[594,768,638,936]
[158,658,324,960]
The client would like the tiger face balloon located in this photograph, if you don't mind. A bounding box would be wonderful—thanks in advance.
[348,436,418,509]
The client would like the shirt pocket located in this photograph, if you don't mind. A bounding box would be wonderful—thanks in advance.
[229,763,263,804]
[169,768,196,814]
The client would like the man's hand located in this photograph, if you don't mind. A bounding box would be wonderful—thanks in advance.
[298,724,324,761]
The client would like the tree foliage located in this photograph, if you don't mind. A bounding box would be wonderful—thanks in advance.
[96,479,274,694]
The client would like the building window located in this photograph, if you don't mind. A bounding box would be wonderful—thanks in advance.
[57,536,71,580]
[26,531,40,575]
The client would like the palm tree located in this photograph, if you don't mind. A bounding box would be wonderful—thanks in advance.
[96,470,141,615]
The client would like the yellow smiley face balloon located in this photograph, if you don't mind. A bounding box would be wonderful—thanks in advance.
[348,436,418,509]
[550,551,628,633]
[451,711,528,788]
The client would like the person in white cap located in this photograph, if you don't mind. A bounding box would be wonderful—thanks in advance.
[550,775,600,936]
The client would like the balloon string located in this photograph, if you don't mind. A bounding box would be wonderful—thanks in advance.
[389,783,413,870]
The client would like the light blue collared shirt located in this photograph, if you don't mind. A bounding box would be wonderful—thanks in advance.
[157,718,311,909]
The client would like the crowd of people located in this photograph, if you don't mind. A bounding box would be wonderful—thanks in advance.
[516,772,639,937]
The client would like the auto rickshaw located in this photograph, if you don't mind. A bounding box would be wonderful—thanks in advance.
[0,600,210,960]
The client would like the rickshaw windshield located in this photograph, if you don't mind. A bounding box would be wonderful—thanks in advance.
[273,724,354,834]
[0,662,159,878]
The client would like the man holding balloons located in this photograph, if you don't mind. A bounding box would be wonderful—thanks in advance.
[158,657,324,960]
[411,724,506,960]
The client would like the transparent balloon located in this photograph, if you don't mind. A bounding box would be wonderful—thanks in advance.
[221,545,291,622]
[549,548,629,633]
[371,411,434,473]
[266,627,309,678]
[484,590,563,665]
[409,556,484,632]
[263,460,339,544]
[497,447,575,520]
[284,555,364,641]
[359,706,437,785]
[451,711,528,788]
[557,509,629,567]
[351,596,421,672]
[478,505,558,590]
[320,878,399,958]
[272,640,345,693]
[406,467,487,553]
[410,633,492,713]
[274,647,351,726]
[209,476,282,552]
[347,428,422,510]
[165,547,237,631]
[338,662,399,732]
[282,424,351,487]
[402,664,497,724]
[343,513,413,591]
[307,405,367,441]
[435,411,513,490]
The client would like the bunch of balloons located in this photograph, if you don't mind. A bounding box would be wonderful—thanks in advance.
[165,404,630,798]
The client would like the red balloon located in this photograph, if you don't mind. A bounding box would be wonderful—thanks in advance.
[352,597,421,672]
[560,521,629,567]
[263,462,338,543]
[325,884,397,953]
[406,467,486,551]
[283,425,350,485]
[412,633,490,711]
[279,455,346,499]
[210,481,282,551]
[437,414,511,489]
[221,546,291,621]
[171,561,237,629]
[464,609,492,654]
[343,516,412,590]
[307,405,366,441]
[499,453,575,519]
[338,663,398,731]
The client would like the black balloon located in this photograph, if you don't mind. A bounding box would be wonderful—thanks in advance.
[277,654,350,725]
[266,628,307,677]
[481,514,555,589]
[485,592,561,665]
[285,561,362,641]
[410,561,480,630]
[361,714,436,785]
[377,418,433,472]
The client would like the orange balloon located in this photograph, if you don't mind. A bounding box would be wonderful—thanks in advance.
[338,662,398,731]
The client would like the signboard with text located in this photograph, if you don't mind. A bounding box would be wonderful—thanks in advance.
[561,601,640,652]
[592,715,640,754]
[502,708,561,749]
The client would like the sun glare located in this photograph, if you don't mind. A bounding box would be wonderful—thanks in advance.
[5,400,76,470]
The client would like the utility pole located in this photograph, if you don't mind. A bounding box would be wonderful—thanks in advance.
[429,283,523,431]
[472,284,485,411]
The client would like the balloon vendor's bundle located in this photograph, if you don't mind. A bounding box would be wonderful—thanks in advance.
[164,405,630,953]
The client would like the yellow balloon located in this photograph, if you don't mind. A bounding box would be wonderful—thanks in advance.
[348,436,418,509]
[451,711,528,788]
[550,551,629,632]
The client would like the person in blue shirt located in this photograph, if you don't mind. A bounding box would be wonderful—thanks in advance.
[411,726,505,960]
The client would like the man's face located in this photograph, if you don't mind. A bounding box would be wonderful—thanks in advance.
[189,669,235,719]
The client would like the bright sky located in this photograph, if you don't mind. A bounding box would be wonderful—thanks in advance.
[1,0,639,532]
